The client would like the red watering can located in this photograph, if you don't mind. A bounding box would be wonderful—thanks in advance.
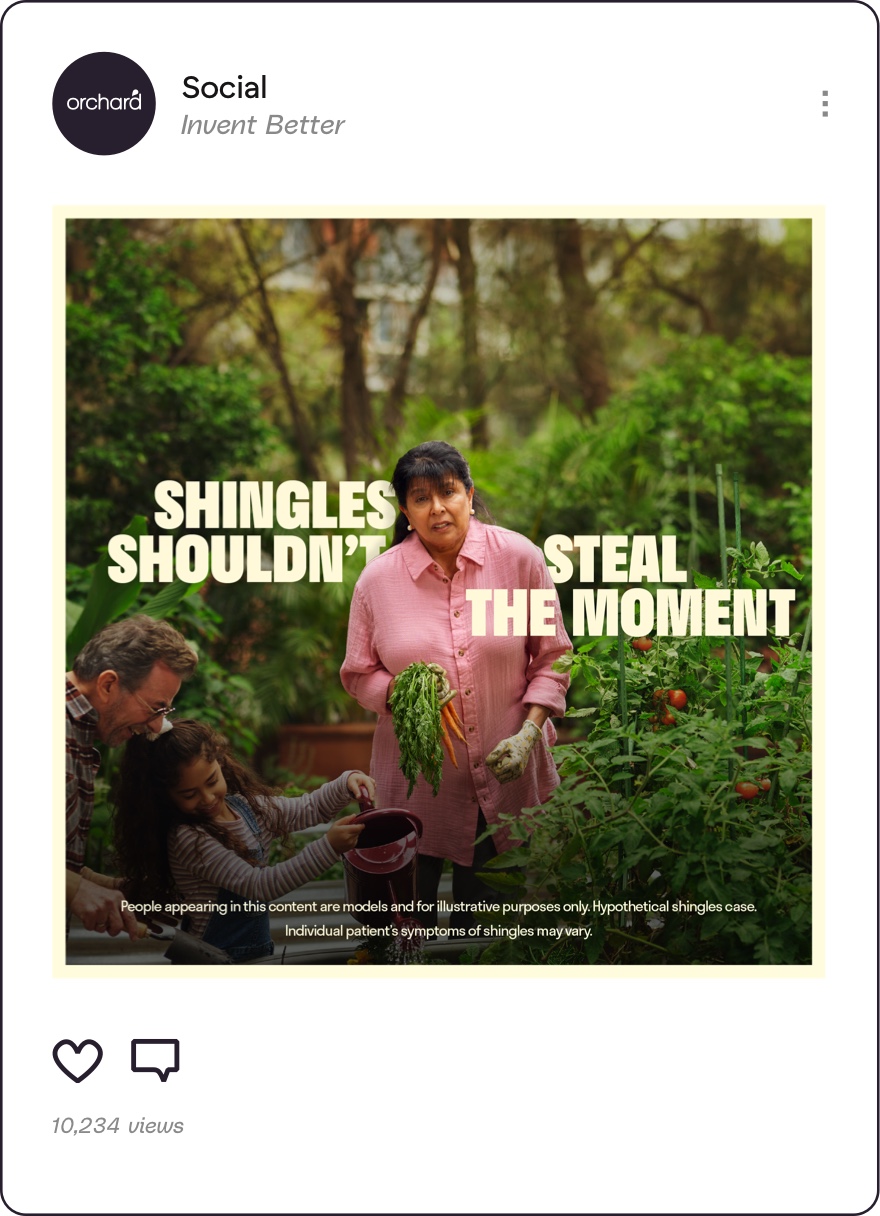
[343,788,423,928]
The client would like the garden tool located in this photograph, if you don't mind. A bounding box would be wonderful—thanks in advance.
[138,916,234,965]
[79,868,233,963]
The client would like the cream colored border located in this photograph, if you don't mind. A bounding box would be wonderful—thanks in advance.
[55,205,824,979]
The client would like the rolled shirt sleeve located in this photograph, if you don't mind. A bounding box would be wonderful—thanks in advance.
[340,584,395,715]
[522,549,572,717]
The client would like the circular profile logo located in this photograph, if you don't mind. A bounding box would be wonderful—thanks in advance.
[53,52,155,155]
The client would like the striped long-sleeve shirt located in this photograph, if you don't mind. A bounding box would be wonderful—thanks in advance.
[168,772,355,939]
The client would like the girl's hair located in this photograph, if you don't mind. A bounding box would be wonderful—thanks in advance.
[389,440,494,546]
[112,719,278,905]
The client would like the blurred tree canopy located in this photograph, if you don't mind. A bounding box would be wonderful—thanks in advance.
[67,219,277,565]
[66,215,811,733]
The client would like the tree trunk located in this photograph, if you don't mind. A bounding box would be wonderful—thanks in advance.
[311,220,374,479]
[552,219,610,416]
[384,220,445,432]
[233,220,319,478]
[450,219,488,448]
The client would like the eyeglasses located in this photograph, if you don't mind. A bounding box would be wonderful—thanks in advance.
[131,691,177,721]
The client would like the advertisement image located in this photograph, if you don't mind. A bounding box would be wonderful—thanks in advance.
[63,213,815,972]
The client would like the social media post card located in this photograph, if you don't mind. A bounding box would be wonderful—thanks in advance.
[58,204,820,977]
[3,4,876,1214]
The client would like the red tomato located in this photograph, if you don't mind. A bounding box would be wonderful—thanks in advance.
[660,711,676,726]
[632,637,653,652]
[759,778,771,791]
[736,782,761,799]
[667,689,687,710]
[652,689,667,702]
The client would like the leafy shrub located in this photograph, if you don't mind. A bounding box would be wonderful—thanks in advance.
[475,540,811,966]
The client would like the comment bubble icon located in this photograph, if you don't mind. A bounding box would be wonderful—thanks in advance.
[131,1038,180,1082]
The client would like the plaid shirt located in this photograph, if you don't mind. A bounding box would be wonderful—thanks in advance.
[65,679,101,872]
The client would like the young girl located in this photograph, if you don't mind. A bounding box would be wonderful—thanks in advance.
[113,719,374,962]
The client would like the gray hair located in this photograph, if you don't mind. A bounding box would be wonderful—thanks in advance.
[73,616,198,689]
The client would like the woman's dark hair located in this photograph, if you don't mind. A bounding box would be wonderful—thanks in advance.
[112,719,278,905]
[390,440,494,546]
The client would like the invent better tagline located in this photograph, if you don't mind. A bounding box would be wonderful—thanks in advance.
[178,75,347,137]
[105,480,797,637]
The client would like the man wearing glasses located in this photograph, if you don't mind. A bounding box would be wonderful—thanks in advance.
[65,615,198,938]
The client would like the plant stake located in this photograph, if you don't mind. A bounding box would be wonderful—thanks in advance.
[716,463,734,782]
[734,472,749,756]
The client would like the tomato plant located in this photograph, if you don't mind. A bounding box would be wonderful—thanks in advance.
[475,535,811,968]
[736,782,761,799]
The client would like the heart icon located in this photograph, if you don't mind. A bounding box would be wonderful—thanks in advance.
[53,1039,103,1083]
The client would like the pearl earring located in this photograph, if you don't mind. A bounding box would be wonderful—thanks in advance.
[407,524,412,531]
[470,509,475,515]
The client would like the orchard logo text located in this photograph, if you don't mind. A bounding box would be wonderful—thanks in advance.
[53,52,156,155]
[66,90,143,111]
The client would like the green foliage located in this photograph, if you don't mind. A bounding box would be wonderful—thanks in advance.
[66,219,277,564]
[66,516,148,665]
[407,218,811,426]
[65,515,204,668]
[475,539,811,966]
[204,527,371,728]
[64,220,812,777]
[390,663,444,797]
[168,592,264,758]
[468,337,811,622]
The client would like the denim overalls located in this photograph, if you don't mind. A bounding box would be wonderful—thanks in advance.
[199,795,275,963]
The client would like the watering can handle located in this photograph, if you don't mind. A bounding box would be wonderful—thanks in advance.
[357,783,375,813]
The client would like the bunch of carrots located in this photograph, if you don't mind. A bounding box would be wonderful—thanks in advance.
[439,696,465,767]
[390,662,466,797]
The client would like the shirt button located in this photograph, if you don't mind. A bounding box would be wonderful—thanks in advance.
[454,611,460,618]
[458,649,465,656]
[443,578,449,583]
[468,726,474,733]
[473,760,480,768]
[465,689,471,695]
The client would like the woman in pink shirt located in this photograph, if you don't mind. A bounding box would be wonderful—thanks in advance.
[340,441,572,931]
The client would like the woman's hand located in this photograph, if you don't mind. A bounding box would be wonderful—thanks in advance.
[346,772,376,803]
[328,814,366,853]
[486,720,543,784]
[424,662,456,706]
[389,664,456,709]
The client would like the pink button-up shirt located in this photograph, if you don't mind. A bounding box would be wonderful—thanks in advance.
[340,520,572,865]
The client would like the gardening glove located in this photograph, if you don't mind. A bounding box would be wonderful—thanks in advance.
[486,719,543,785]
[424,662,457,707]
